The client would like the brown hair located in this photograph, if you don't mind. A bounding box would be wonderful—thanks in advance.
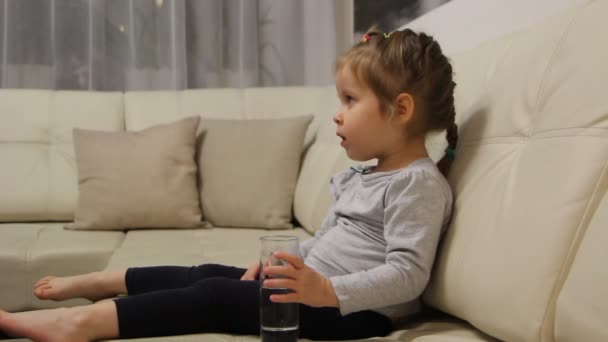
[336,28,458,177]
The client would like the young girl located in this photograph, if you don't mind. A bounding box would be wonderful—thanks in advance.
[0,28,458,342]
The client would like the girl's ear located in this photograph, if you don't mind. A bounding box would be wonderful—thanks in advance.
[393,93,415,125]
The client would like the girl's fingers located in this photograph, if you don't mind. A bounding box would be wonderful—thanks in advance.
[263,278,296,289]
[273,252,305,269]
[270,292,299,303]
[264,265,297,279]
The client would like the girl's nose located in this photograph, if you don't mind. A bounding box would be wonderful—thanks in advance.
[333,112,342,125]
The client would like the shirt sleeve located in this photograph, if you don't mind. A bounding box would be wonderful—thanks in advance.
[300,168,357,259]
[329,171,449,315]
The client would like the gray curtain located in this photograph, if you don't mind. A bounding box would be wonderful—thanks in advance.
[0,0,347,90]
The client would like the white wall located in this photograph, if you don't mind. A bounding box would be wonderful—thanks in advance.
[400,0,590,55]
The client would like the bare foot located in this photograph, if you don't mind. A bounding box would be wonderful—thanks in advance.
[34,272,114,302]
[0,308,88,342]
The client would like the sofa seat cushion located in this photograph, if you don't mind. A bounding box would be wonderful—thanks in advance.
[105,227,312,270]
[3,318,497,342]
[98,318,495,342]
[388,318,499,342]
[0,223,124,312]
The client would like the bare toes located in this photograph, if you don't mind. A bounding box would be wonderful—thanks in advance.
[35,285,53,299]
[34,289,45,299]
[34,276,54,289]
[33,280,46,289]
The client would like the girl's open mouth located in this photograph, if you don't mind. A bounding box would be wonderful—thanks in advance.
[337,133,347,147]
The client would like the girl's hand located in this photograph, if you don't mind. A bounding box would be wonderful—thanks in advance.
[240,262,260,281]
[262,251,339,308]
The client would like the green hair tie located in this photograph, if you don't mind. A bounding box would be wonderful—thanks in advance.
[445,147,456,160]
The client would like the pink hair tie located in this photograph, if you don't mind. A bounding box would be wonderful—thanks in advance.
[360,33,371,43]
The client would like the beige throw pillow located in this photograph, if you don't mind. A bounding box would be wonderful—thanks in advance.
[198,115,313,229]
[66,116,204,230]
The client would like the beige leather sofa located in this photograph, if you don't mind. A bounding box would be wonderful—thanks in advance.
[1,1,607,341]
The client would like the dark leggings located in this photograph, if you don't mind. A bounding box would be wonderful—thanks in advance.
[113,264,392,340]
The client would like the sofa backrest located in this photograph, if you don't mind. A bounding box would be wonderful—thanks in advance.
[0,90,123,221]
[122,87,327,142]
[0,86,341,223]
[422,1,608,341]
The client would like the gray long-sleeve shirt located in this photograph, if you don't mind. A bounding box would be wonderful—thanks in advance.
[300,158,453,320]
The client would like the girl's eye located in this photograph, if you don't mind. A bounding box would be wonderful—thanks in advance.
[345,95,354,103]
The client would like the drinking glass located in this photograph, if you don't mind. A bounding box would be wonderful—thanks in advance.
[259,235,300,342]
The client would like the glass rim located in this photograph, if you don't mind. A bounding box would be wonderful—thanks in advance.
[259,235,299,242]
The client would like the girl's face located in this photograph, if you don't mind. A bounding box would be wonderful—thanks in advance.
[334,67,404,162]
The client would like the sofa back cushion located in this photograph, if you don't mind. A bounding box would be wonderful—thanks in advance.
[0,90,124,221]
[554,185,608,342]
[66,116,203,230]
[551,1,608,340]
[197,116,313,229]
[422,1,608,341]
